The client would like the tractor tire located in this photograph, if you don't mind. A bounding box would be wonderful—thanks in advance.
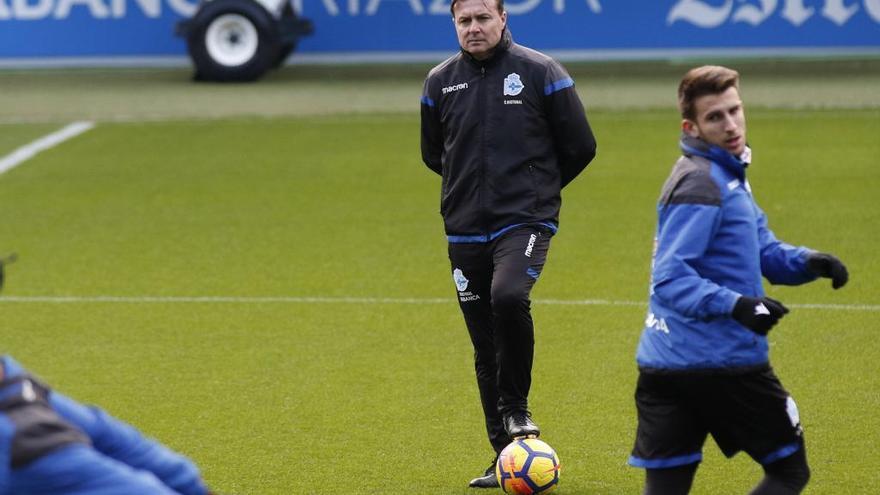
[186,0,280,82]
[274,42,295,68]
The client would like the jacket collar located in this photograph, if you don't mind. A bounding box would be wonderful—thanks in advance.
[679,134,751,180]
[461,28,513,68]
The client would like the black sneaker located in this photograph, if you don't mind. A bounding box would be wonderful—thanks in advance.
[468,455,500,488]
[503,410,540,439]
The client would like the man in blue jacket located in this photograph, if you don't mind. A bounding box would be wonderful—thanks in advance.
[0,260,213,495]
[421,0,596,487]
[628,66,848,495]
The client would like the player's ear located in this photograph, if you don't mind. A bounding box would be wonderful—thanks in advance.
[682,119,699,138]
[501,10,507,27]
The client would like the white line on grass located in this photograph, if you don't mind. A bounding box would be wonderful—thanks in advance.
[0,121,95,175]
[0,295,876,312]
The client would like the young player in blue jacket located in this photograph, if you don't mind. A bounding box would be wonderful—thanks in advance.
[628,66,849,495]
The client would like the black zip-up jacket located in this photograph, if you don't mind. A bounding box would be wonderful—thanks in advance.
[420,30,596,241]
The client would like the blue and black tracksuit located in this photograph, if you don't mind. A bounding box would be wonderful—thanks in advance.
[0,355,209,495]
[629,136,821,471]
[420,29,596,241]
[420,29,596,453]
[637,136,817,372]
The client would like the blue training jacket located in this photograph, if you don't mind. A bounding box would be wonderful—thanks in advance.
[0,355,209,495]
[636,136,817,371]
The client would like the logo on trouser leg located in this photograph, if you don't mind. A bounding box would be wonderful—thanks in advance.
[524,234,537,257]
[453,268,469,291]
[453,268,480,302]
[786,396,803,434]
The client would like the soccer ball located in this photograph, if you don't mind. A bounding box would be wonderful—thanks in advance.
[495,438,561,494]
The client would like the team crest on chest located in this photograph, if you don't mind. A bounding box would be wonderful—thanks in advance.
[503,73,524,96]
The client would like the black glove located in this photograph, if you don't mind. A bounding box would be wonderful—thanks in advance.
[806,252,848,289]
[732,296,789,335]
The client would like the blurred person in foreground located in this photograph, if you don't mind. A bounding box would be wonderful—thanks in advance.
[628,65,849,495]
[0,257,214,495]
[420,0,596,488]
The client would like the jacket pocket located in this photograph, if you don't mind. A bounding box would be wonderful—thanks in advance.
[528,164,540,212]
[440,167,450,215]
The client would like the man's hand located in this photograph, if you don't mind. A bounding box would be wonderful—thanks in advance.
[732,296,789,335]
[806,252,849,289]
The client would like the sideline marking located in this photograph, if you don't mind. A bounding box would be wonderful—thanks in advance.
[0,121,95,175]
[0,296,875,312]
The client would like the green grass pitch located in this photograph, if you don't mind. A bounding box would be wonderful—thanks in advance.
[0,61,878,493]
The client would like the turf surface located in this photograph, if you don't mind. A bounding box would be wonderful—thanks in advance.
[0,63,878,494]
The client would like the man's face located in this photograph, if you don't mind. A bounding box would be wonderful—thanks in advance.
[453,0,507,60]
[684,86,747,156]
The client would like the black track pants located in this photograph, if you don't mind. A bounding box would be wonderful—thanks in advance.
[448,225,552,453]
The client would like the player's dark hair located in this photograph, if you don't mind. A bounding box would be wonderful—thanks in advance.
[450,0,504,16]
[678,66,740,120]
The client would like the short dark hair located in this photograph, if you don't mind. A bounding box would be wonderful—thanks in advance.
[678,65,740,120]
[450,0,504,16]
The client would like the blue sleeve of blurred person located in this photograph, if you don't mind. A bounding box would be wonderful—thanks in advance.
[0,414,11,495]
[50,394,210,495]
[1,356,209,495]
[11,444,182,495]
[755,204,817,286]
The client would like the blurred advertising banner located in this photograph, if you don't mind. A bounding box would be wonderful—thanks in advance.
[1,0,879,63]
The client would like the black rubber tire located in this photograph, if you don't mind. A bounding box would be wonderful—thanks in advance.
[186,0,280,82]
[274,42,295,68]
[272,2,297,68]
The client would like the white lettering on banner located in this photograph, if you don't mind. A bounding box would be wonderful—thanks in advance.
[732,0,776,26]
[292,0,600,16]
[428,0,447,14]
[167,0,195,16]
[365,0,423,16]
[111,0,159,18]
[781,0,813,26]
[0,0,872,23]
[505,0,540,15]
[867,0,880,20]
[521,0,601,14]
[13,0,52,19]
[668,0,878,26]
[668,0,733,27]
[822,0,859,25]
[54,0,109,18]
[0,0,195,19]
[297,0,444,15]
[292,0,338,15]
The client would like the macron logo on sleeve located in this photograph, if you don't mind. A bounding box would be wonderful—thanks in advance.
[442,82,469,94]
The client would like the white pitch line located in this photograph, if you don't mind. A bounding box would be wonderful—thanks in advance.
[0,295,876,312]
[0,121,95,175]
